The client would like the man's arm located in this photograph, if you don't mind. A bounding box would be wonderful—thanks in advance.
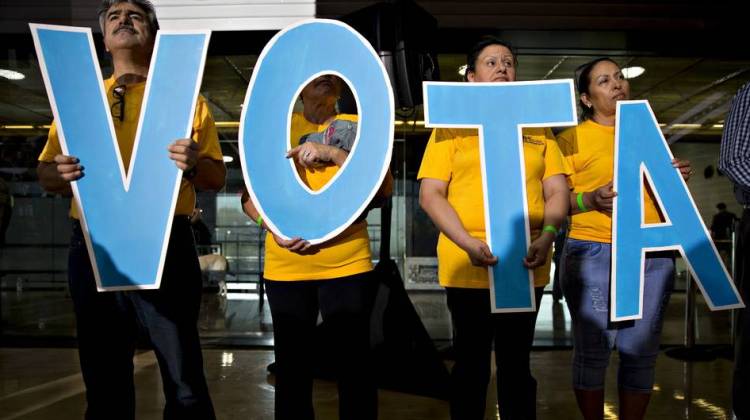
[719,84,750,189]
[190,157,226,192]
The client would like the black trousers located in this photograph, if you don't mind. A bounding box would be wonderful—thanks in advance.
[68,218,215,420]
[446,286,545,420]
[735,209,750,420]
[265,272,379,420]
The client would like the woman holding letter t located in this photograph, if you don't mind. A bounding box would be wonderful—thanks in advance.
[557,57,692,420]
[418,36,571,420]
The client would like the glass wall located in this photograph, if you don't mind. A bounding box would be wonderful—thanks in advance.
[1,47,747,348]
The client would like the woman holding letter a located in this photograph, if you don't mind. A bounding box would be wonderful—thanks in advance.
[556,57,692,420]
[418,36,571,420]
[241,74,392,420]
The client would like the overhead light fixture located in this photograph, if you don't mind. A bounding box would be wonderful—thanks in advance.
[222,155,234,163]
[621,66,645,79]
[0,69,25,80]
[670,123,702,129]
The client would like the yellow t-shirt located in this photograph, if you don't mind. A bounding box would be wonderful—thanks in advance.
[263,113,374,281]
[417,127,570,289]
[38,76,223,218]
[556,119,662,243]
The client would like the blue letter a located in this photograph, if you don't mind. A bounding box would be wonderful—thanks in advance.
[612,100,744,320]
[31,24,210,290]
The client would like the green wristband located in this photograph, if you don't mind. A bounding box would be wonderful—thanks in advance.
[576,192,588,212]
[543,225,558,235]
[256,215,263,228]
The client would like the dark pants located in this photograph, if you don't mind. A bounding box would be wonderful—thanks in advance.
[735,209,750,420]
[265,272,379,420]
[446,286,545,420]
[69,218,214,420]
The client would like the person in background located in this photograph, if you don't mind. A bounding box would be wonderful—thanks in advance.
[710,202,738,240]
[36,1,225,418]
[719,82,750,420]
[557,57,692,420]
[418,36,570,420]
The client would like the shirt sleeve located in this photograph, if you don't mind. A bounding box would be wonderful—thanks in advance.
[719,84,750,188]
[417,128,453,182]
[542,128,571,180]
[555,127,578,189]
[38,122,62,162]
[192,96,223,161]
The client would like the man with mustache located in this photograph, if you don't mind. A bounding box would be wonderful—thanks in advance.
[36,1,224,419]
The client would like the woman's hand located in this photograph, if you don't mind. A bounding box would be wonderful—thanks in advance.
[460,237,498,267]
[287,142,347,169]
[586,181,617,214]
[672,158,693,181]
[271,233,317,255]
[523,232,554,269]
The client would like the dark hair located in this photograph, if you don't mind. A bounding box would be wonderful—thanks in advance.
[465,36,517,80]
[717,202,727,210]
[97,0,160,34]
[574,57,619,120]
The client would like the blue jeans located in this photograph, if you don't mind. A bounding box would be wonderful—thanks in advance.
[68,218,215,420]
[561,238,674,393]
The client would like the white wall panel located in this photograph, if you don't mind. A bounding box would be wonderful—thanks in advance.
[152,0,316,31]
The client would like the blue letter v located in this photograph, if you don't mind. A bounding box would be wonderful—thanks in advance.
[31,24,210,290]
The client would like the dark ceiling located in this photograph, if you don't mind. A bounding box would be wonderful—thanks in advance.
[1,0,748,159]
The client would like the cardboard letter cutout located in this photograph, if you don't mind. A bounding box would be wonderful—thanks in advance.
[612,100,744,320]
[423,80,577,312]
[239,19,394,244]
[31,24,210,290]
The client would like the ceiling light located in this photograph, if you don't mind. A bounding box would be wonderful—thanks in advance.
[222,155,234,163]
[0,69,25,80]
[670,123,702,129]
[621,66,645,79]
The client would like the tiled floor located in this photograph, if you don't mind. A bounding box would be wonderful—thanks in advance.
[0,285,740,419]
[0,347,735,419]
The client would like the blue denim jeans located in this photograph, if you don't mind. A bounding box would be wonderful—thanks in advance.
[561,238,674,393]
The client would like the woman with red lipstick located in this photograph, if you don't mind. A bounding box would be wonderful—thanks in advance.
[418,36,571,420]
[557,58,692,420]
